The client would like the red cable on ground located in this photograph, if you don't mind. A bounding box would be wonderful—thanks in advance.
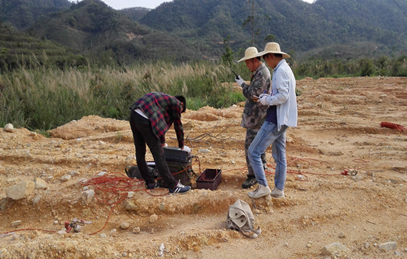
[78,157,202,234]
[88,205,115,236]
[380,121,407,131]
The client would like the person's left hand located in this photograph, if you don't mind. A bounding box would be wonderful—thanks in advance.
[259,95,270,106]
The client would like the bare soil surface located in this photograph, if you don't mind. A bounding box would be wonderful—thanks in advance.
[1,77,407,259]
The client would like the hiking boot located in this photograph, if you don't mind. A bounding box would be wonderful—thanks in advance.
[169,182,191,194]
[270,188,285,198]
[247,184,271,199]
[242,176,258,189]
[146,181,160,189]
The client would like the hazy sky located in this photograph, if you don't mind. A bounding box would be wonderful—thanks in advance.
[70,0,315,10]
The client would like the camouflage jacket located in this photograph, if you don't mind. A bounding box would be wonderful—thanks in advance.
[241,63,271,129]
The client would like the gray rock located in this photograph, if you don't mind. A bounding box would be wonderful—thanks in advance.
[6,181,35,200]
[120,222,130,230]
[78,178,88,184]
[321,242,350,257]
[34,178,48,190]
[379,241,397,251]
[149,214,158,223]
[124,201,138,211]
[11,220,22,227]
[159,203,166,211]
[0,198,10,212]
[110,229,118,237]
[82,189,95,204]
[70,170,80,176]
[32,195,41,205]
[60,175,71,182]
[97,171,107,177]
[132,227,141,234]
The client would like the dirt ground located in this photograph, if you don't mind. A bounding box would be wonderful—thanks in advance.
[0,77,406,259]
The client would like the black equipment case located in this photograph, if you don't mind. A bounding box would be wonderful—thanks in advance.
[125,147,194,187]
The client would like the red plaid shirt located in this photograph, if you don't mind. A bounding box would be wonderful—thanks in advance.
[130,92,184,148]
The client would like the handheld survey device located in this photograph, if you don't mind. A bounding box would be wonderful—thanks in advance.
[232,70,239,80]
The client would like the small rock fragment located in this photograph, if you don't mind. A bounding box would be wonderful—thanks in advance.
[321,242,350,257]
[149,214,158,223]
[378,241,397,251]
[70,170,80,177]
[110,229,118,237]
[32,195,41,205]
[11,220,22,227]
[4,123,14,133]
[120,222,130,230]
[159,203,166,211]
[124,201,138,211]
[35,178,48,190]
[60,175,71,182]
[82,189,95,205]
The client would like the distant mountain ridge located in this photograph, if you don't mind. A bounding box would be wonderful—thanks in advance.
[0,0,71,29]
[138,0,407,59]
[1,0,407,65]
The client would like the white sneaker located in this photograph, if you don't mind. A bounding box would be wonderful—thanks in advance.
[270,188,285,198]
[247,184,271,199]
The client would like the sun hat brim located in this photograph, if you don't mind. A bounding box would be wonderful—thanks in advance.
[238,47,259,63]
[257,42,290,59]
[257,50,290,59]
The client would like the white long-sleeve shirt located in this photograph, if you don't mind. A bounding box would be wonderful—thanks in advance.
[267,59,298,130]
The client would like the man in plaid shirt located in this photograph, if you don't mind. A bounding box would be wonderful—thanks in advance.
[129,92,191,194]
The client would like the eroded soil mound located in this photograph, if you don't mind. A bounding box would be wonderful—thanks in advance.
[0,77,406,258]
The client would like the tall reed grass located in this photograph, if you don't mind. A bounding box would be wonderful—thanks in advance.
[0,61,246,131]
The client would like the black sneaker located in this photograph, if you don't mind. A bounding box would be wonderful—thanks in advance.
[242,176,258,189]
[146,181,160,189]
[169,182,191,194]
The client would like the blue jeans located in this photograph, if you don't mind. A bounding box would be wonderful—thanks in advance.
[248,121,288,190]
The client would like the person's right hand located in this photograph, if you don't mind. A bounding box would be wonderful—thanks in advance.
[259,95,271,106]
[235,75,244,87]
[182,145,191,154]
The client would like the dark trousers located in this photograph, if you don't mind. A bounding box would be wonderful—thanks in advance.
[129,111,177,188]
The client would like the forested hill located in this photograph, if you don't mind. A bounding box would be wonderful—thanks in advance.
[1,0,407,65]
[26,0,203,64]
[0,0,71,29]
[139,0,407,59]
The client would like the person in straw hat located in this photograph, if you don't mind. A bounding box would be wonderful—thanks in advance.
[234,47,271,189]
[246,42,298,199]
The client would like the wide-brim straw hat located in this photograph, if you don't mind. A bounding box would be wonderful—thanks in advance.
[257,42,290,59]
[238,47,259,62]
